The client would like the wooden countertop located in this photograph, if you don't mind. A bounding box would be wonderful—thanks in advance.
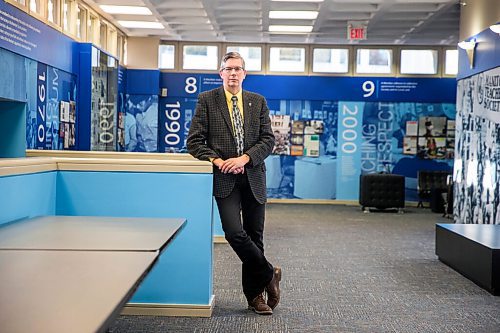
[0,153,212,177]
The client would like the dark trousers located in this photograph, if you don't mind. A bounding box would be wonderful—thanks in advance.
[215,174,273,301]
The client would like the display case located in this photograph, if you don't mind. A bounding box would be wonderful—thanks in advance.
[78,44,118,151]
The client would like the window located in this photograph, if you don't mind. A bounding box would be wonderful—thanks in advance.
[88,15,100,45]
[182,45,218,70]
[400,49,438,74]
[356,48,392,74]
[107,28,117,55]
[159,44,175,69]
[226,46,262,71]
[269,47,305,72]
[444,49,458,76]
[76,5,87,40]
[63,0,78,35]
[12,0,27,7]
[99,21,107,49]
[312,48,349,73]
[47,0,60,25]
[29,0,45,17]
[117,34,125,62]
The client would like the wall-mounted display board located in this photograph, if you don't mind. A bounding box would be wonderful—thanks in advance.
[402,116,455,159]
[455,65,500,224]
[121,70,160,153]
[123,94,159,152]
[27,62,77,151]
[271,117,323,157]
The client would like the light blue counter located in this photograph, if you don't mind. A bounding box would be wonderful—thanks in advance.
[0,157,214,316]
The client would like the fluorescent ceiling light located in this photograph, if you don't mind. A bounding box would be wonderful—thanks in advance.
[457,39,476,50]
[490,24,500,34]
[269,25,313,33]
[100,5,152,15]
[118,21,164,29]
[269,11,318,19]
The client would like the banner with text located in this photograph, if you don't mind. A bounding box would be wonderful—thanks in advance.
[336,102,365,200]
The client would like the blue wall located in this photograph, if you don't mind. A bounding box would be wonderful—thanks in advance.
[56,170,214,304]
[0,101,26,157]
[0,171,56,225]
[0,168,214,305]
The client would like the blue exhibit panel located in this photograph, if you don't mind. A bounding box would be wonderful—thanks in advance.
[336,102,365,200]
[0,171,57,226]
[56,170,214,305]
[127,69,160,95]
[77,44,92,151]
[0,1,75,74]
[245,76,457,103]
[160,72,457,103]
[160,71,457,202]
[0,47,28,102]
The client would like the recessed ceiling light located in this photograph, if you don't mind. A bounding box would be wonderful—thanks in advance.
[269,11,318,19]
[100,5,152,15]
[118,21,164,29]
[269,25,313,33]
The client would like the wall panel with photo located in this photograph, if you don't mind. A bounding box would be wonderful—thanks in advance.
[454,66,500,225]
[402,115,455,160]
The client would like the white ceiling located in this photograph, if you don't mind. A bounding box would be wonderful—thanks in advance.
[87,0,461,45]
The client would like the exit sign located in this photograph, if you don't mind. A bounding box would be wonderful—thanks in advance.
[347,21,367,40]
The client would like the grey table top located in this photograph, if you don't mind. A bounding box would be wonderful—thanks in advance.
[437,223,500,249]
[0,250,157,333]
[0,215,185,252]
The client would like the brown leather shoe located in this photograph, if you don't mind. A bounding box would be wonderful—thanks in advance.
[266,266,282,310]
[247,293,273,315]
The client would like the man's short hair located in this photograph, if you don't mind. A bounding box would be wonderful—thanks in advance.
[220,52,246,70]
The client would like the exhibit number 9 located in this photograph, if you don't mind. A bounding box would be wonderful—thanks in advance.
[362,81,375,97]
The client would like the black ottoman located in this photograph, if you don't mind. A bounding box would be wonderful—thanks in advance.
[359,174,405,212]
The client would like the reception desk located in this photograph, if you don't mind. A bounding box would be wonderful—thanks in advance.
[0,155,215,317]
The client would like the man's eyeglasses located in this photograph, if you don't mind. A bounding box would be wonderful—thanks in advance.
[221,66,244,73]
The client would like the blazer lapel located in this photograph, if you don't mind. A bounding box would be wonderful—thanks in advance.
[216,87,233,133]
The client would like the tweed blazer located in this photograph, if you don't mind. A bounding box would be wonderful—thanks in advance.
[187,86,275,204]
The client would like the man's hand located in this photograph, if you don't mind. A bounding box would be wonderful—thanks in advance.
[218,154,250,174]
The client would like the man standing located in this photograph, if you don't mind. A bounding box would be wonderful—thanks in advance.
[187,52,281,315]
